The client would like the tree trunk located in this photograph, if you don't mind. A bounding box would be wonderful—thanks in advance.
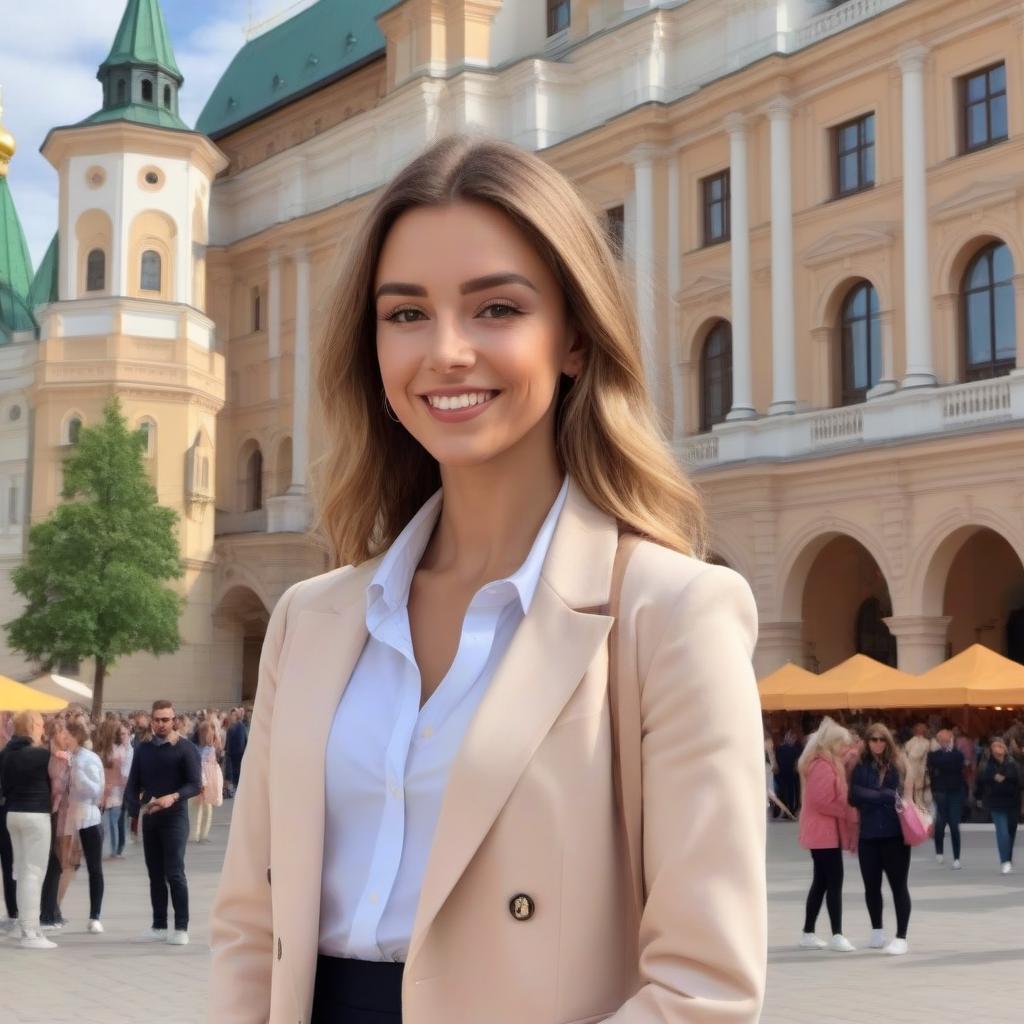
[92,657,106,717]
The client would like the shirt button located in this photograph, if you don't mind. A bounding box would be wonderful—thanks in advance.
[421,725,433,739]
[390,784,401,799]
[369,891,380,905]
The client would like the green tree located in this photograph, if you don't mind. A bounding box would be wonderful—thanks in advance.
[5,399,184,714]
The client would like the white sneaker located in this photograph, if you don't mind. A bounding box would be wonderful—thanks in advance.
[1001,862,1013,875]
[20,932,57,950]
[952,859,962,870]
[935,854,944,865]
[867,929,888,949]
[799,932,827,949]
[828,934,856,952]
[140,927,167,941]
[884,938,909,956]
[167,929,189,946]
[87,919,104,934]
[39,922,62,932]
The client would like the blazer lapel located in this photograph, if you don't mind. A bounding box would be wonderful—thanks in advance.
[406,481,620,971]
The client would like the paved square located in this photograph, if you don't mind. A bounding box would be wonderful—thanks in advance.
[1,808,1019,1022]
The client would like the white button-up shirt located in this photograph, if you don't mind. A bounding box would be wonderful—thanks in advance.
[318,478,569,962]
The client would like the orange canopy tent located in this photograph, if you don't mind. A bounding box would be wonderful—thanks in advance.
[0,674,68,712]
[916,644,1024,709]
[820,654,921,710]
[757,663,819,712]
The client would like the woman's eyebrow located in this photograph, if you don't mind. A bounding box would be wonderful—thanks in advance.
[460,272,538,294]
[375,282,427,299]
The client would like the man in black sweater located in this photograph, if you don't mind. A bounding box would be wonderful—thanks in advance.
[927,728,967,869]
[126,699,201,945]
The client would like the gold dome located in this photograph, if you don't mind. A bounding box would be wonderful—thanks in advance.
[0,87,14,177]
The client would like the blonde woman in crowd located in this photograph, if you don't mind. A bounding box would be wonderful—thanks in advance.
[902,723,932,808]
[0,711,62,949]
[39,720,75,930]
[849,723,912,955]
[797,717,859,952]
[95,720,130,859]
[210,135,766,1024]
[192,721,223,844]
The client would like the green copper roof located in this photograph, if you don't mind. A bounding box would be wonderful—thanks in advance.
[101,0,182,81]
[196,0,391,138]
[0,176,36,341]
[29,232,59,310]
[79,102,189,131]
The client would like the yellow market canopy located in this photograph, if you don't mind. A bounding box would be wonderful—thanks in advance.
[757,663,819,712]
[0,674,68,712]
[917,644,1024,709]
[821,654,920,710]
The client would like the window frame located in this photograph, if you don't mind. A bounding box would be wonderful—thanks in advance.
[959,62,1008,155]
[702,170,731,247]
[962,241,1016,382]
[839,281,882,406]
[546,0,570,37]
[700,321,733,433]
[832,112,876,199]
[86,248,106,292]
[140,250,162,293]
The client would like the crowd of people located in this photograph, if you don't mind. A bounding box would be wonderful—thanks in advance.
[0,701,249,950]
[764,715,1023,957]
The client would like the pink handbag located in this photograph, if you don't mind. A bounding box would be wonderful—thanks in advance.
[895,794,933,847]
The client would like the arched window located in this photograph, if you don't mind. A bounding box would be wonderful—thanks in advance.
[138,419,155,457]
[117,79,127,105]
[66,417,83,446]
[855,597,897,667]
[245,449,263,512]
[141,79,154,103]
[141,250,162,292]
[700,321,733,432]
[86,249,106,292]
[201,457,210,492]
[163,85,172,110]
[963,242,1016,381]
[840,281,881,405]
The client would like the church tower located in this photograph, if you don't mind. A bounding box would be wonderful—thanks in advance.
[31,0,230,704]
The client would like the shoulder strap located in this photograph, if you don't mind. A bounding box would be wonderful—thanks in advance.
[607,533,645,932]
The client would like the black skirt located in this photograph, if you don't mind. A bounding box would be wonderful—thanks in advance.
[311,955,404,1023]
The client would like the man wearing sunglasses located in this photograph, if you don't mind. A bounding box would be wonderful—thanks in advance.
[125,700,202,945]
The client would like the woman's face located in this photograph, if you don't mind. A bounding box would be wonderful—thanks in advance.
[51,727,70,751]
[375,200,582,471]
[118,726,130,745]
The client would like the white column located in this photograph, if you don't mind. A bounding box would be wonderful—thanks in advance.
[867,309,898,398]
[768,99,797,415]
[667,151,685,438]
[289,248,310,495]
[725,114,756,420]
[629,147,658,398]
[899,46,937,389]
[267,250,281,401]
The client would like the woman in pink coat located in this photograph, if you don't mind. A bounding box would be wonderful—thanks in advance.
[797,717,859,952]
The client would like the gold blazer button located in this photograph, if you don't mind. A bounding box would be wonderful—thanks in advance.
[509,894,535,921]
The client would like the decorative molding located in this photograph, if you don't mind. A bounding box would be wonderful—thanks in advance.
[801,223,898,267]
[679,270,732,301]
[929,173,1024,222]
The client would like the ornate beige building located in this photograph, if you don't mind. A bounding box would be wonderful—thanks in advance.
[2,0,1023,705]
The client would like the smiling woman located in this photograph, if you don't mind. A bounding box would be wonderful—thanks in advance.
[209,135,766,1024]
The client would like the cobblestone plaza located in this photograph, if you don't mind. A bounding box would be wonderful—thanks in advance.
[1,809,1019,1023]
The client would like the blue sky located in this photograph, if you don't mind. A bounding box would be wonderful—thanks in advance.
[1,0,319,269]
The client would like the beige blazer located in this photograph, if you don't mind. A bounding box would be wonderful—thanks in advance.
[208,482,766,1024]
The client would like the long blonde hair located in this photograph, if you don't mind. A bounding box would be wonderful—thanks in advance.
[316,134,707,566]
[798,716,852,782]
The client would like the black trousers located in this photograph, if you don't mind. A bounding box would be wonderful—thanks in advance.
[858,835,912,939]
[0,807,17,918]
[312,956,404,1024]
[40,813,63,926]
[804,847,844,935]
[141,808,189,931]
[78,824,104,920]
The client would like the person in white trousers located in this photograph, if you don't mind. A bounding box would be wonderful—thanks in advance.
[0,710,68,949]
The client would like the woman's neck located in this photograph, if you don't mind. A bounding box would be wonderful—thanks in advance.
[426,441,563,586]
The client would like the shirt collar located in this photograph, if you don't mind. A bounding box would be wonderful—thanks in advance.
[366,477,570,627]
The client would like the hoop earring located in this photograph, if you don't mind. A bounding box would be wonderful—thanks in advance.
[382,390,401,424]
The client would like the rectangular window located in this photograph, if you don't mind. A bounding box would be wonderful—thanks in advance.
[960,63,1008,154]
[702,171,730,246]
[605,205,625,259]
[547,0,570,37]
[833,113,875,198]
[8,484,18,526]
[252,287,262,332]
